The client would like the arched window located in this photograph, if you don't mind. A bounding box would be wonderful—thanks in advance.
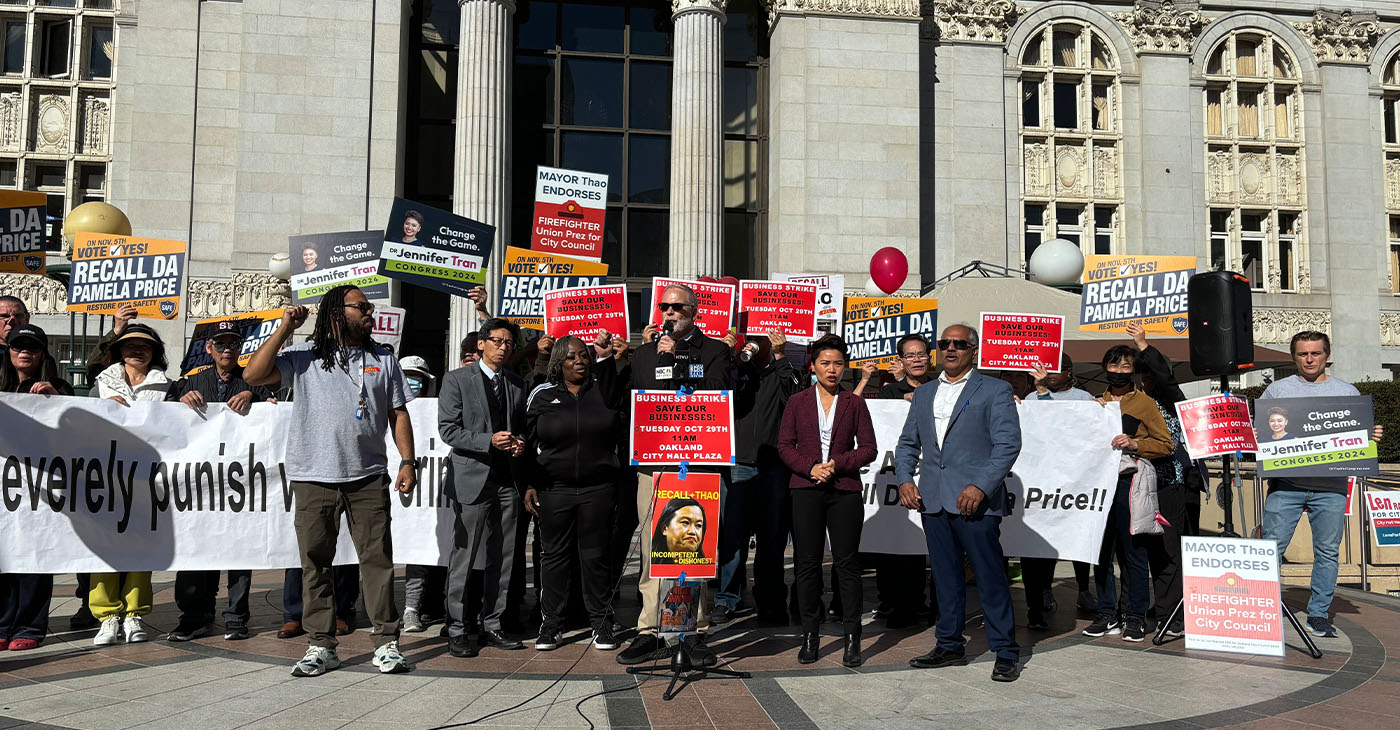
[1203,31,1306,293]
[1383,49,1400,292]
[1018,21,1122,269]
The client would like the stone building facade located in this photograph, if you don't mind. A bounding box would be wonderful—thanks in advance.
[3,0,1400,381]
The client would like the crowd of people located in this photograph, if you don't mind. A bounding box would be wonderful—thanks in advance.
[0,284,1381,684]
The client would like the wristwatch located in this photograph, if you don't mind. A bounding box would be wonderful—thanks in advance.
[400,459,418,470]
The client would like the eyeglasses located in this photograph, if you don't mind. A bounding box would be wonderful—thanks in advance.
[344,302,375,315]
[936,339,974,351]
[900,352,931,361]
[211,341,240,352]
[482,336,515,348]
[656,302,689,313]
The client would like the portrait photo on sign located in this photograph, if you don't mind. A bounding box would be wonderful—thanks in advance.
[647,472,720,579]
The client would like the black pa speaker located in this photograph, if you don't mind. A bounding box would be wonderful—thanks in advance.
[1188,271,1254,376]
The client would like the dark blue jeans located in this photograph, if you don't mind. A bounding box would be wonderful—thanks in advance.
[0,573,52,641]
[715,461,790,616]
[283,565,360,623]
[1095,474,1151,621]
[175,571,253,627]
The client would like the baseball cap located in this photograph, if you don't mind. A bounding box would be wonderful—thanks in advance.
[211,320,244,341]
[399,355,434,379]
[7,323,47,350]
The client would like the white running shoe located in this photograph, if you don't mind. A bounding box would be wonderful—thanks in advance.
[123,617,148,643]
[94,617,124,646]
[291,646,342,677]
[402,608,425,633]
[372,641,412,674]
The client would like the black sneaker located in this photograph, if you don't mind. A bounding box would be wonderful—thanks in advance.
[167,620,212,642]
[1123,618,1146,642]
[1082,615,1122,637]
[686,634,717,667]
[223,624,249,641]
[592,624,619,651]
[535,628,561,651]
[709,604,734,627]
[1306,616,1337,638]
[616,634,663,665]
[1163,621,1185,638]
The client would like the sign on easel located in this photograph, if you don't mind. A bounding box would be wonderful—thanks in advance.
[648,471,721,580]
[1181,536,1285,657]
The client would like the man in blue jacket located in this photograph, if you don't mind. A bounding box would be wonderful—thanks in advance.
[896,323,1022,682]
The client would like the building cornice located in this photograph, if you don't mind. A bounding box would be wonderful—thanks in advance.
[928,0,1020,45]
[1293,8,1382,65]
[1113,0,1209,56]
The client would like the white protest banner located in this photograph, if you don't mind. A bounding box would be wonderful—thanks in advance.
[0,395,454,573]
[858,400,1121,560]
[372,304,406,354]
[1182,536,1285,656]
[773,273,844,322]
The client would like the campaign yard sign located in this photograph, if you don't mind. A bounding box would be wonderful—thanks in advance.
[371,305,406,354]
[648,277,736,339]
[773,272,844,322]
[1365,490,1400,548]
[379,198,494,297]
[531,166,608,261]
[498,246,609,331]
[0,190,47,275]
[289,231,391,304]
[1181,537,1285,657]
[1080,255,1195,336]
[67,234,186,320]
[180,310,284,375]
[738,280,819,343]
[842,297,939,369]
[1254,396,1378,479]
[629,390,734,466]
[978,312,1064,372]
[648,472,721,580]
[542,284,629,339]
[1175,394,1258,460]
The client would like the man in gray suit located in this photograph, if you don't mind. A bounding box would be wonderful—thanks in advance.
[438,317,528,657]
[895,323,1023,682]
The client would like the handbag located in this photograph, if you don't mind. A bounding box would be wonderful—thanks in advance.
[1127,457,1168,536]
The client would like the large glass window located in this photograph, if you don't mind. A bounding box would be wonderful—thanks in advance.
[1203,32,1307,293]
[1018,21,1121,270]
[1384,50,1400,293]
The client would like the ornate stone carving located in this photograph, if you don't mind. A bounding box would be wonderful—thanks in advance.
[185,273,293,319]
[1023,141,1048,196]
[33,94,69,154]
[1113,0,1208,55]
[1054,144,1087,196]
[1092,145,1118,198]
[767,0,919,25]
[1276,152,1301,207]
[929,0,1019,44]
[1293,9,1381,65]
[0,92,20,153]
[674,0,726,17]
[83,95,109,155]
[1206,151,1234,204]
[1253,307,1329,344]
[1237,153,1270,205]
[0,272,67,315]
[1296,262,1311,294]
[1386,158,1400,211]
[1383,312,1400,347]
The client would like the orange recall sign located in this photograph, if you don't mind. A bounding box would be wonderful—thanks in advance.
[67,233,187,320]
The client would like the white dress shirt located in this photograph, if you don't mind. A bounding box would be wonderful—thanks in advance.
[816,388,836,462]
[933,370,972,447]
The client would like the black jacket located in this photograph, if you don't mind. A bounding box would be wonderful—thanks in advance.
[621,329,732,391]
[526,375,627,490]
[734,356,804,465]
[7,376,74,396]
[165,366,273,405]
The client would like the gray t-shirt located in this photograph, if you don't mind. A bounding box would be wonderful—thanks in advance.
[1260,374,1360,494]
[1040,387,1095,401]
[276,342,408,483]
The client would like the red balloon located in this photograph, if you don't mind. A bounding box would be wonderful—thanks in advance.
[869,247,909,294]
[717,276,739,288]
[697,276,718,283]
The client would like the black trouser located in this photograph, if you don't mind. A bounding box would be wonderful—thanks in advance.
[536,483,614,632]
[0,573,52,641]
[608,468,640,588]
[174,570,252,627]
[1021,557,1057,623]
[874,554,927,617]
[506,505,534,626]
[1074,561,1091,591]
[283,565,360,624]
[1148,480,1188,622]
[792,485,863,634]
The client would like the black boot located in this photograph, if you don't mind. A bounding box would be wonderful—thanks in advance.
[797,632,819,664]
[842,631,862,668]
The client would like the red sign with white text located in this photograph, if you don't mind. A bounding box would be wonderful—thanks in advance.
[649,278,736,339]
[629,390,735,466]
[1175,394,1259,460]
[531,165,609,261]
[738,280,819,343]
[648,472,722,580]
[978,312,1064,372]
[543,284,629,339]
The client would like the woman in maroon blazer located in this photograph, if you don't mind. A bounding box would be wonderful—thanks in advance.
[777,335,877,667]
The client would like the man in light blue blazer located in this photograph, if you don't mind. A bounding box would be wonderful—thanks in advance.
[896,323,1023,682]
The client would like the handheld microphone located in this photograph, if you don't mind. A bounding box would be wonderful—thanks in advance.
[662,320,675,338]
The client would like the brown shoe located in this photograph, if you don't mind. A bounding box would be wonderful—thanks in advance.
[335,619,352,636]
[277,621,304,639]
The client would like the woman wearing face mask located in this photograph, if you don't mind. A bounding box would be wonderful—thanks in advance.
[777,335,877,668]
[394,355,441,632]
[90,323,172,646]
[399,355,437,399]
[0,324,73,651]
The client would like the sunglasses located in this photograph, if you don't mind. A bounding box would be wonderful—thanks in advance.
[211,341,241,352]
[656,302,689,313]
[936,339,974,351]
[8,342,41,354]
[344,302,375,315]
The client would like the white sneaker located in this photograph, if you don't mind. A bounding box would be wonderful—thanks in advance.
[291,646,341,677]
[123,616,148,643]
[372,640,412,674]
[402,608,425,633]
[94,617,124,646]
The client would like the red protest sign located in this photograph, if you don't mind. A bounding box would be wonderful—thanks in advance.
[629,390,735,466]
[543,284,629,339]
[1174,394,1259,460]
[649,277,736,339]
[738,280,819,343]
[531,166,608,261]
[648,472,721,579]
[978,312,1064,372]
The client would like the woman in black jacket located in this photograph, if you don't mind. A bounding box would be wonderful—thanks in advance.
[524,335,627,651]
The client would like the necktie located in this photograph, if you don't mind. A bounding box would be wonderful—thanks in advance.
[492,373,503,403]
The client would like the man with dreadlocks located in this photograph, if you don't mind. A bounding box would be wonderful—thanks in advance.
[246,284,417,677]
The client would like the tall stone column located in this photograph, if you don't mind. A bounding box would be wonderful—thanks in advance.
[668,0,725,279]
[451,0,514,359]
